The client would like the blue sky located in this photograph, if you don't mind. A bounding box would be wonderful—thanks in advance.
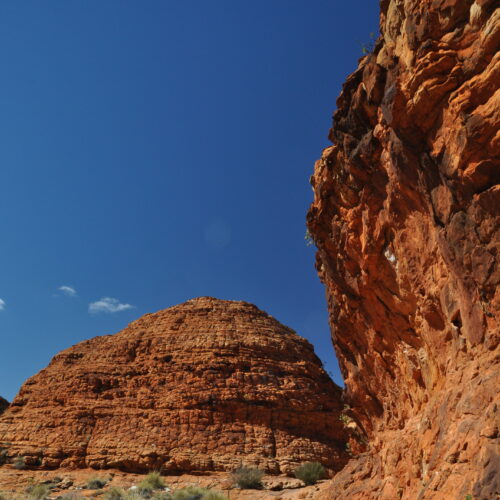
[0,1,379,401]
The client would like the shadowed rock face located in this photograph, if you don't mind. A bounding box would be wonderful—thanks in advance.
[0,398,8,416]
[308,0,499,498]
[0,297,347,474]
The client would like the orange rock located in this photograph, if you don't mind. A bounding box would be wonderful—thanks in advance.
[0,297,348,474]
[307,0,499,498]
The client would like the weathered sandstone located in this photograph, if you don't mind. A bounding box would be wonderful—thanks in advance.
[308,0,499,498]
[0,297,347,474]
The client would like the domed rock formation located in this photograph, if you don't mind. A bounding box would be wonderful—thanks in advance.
[308,0,499,498]
[0,397,8,416]
[0,297,347,474]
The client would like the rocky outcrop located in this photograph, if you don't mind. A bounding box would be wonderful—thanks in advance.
[0,397,8,416]
[0,297,347,474]
[307,0,499,498]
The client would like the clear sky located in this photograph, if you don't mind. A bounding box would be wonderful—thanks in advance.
[0,1,380,401]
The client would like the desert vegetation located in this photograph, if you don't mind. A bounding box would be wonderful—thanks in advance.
[231,466,263,489]
[294,462,325,485]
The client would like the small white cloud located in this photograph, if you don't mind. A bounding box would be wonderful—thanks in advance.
[59,285,77,297]
[0,299,5,311]
[89,297,134,314]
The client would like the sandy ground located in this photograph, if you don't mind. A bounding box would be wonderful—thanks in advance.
[0,466,331,499]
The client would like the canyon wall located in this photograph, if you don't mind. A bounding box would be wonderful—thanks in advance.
[0,297,348,474]
[307,0,499,498]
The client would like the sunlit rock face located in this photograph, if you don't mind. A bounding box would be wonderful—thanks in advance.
[308,0,499,497]
[0,297,348,474]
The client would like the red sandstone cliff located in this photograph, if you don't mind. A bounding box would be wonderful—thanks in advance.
[307,0,499,498]
[0,297,347,474]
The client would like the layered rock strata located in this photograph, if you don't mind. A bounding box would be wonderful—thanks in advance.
[0,297,347,474]
[307,0,499,498]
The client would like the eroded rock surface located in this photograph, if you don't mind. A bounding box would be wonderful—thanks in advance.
[0,297,347,474]
[307,0,499,498]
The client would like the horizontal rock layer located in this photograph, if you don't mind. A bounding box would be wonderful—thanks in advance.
[0,297,347,474]
[307,0,499,498]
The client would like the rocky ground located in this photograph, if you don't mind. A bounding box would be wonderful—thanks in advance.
[0,467,331,499]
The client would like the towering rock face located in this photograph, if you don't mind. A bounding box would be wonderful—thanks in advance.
[0,397,8,416]
[0,297,347,474]
[308,0,499,498]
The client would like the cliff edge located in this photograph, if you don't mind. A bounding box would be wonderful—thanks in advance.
[307,0,499,498]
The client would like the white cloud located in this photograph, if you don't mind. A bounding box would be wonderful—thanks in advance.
[59,285,77,297]
[89,297,134,314]
[0,299,5,311]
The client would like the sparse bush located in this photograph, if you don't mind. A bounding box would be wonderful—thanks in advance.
[339,413,354,426]
[86,476,109,489]
[150,493,172,500]
[12,456,26,470]
[201,491,225,500]
[231,467,263,489]
[28,483,50,500]
[361,32,377,54]
[304,229,314,247]
[139,472,166,490]
[294,461,325,485]
[171,487,206,500]
[104,487,126,500]
[136,485,154,498]
[122,494,145,500]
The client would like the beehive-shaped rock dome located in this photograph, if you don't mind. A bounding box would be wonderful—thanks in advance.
[0,297,347,473]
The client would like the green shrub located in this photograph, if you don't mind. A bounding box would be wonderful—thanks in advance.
[86,477,109,489]
[201,491,225,500]
[139,472,166,490]
[294,461,325,485]
[104,487,126,500]
[150,493,172,500]
[28,484,50,500]
[231,467,263,489]
[122,494,145,500]
[171,487,223,500]
[136,485,154,498]
[172,487,205,500]
[0,449,8,465]
[12,456,26,470]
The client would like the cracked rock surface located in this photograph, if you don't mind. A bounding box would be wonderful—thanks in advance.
[308,0,499,498]
[0,297,347,474]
